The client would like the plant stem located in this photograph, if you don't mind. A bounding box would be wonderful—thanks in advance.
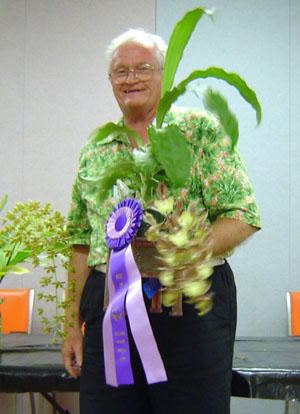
[52,258,60,338]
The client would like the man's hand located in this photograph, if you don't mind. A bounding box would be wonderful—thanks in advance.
[62,327,83,379]
[61,244,90,379]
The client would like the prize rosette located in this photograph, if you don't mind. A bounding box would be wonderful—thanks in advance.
[103,199,167,387]
[105,199,142,249]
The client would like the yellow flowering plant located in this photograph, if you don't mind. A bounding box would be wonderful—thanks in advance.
[0,194,75,343]
[142,182,214,314]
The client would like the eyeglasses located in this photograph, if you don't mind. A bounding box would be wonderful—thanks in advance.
[109,64,163,84]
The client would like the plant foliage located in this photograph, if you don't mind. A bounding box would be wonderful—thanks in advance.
[79,7,262,206]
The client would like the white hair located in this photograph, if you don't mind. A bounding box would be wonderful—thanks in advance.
[105,28,168,71]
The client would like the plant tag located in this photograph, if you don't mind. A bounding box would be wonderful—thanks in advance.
[143,278,161,299]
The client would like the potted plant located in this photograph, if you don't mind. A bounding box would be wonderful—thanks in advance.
[79,7,262,315]
[0,194,75,344]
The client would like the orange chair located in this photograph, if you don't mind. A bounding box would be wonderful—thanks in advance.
[286,292,300,336]
[0,289,36,413]
[286,292,300,414]
[0,289,34,334]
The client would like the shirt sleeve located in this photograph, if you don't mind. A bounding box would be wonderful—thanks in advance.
[66,176,92,246]
[197,116,261,228]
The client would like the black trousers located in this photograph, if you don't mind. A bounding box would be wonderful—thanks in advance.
[79,262,237,414]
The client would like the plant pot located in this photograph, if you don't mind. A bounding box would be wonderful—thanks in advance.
[134,208,165,277]
[132,237,161,278]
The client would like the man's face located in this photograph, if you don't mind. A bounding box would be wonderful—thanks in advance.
[109,42,162,117]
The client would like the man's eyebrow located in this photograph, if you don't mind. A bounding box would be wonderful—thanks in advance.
[113,65,129,70]
[114,62,150,70]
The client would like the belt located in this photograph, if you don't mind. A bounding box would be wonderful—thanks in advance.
[208,257,225,267]
[93,257,224,273]
[93,264,107,273]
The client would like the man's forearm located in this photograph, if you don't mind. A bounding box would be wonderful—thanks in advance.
[65,244,90,332]
[208,217,259,257]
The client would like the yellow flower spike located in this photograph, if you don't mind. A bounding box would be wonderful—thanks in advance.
[163,253,179,267]
[159,270,175,287]
[145,226,159,242]
[168,228,189,247]
[182,279,211,298]
[178,210,196,230]
[195,299,213,316]
[153,197,174,215]
[161,249,186,268]
[196,265,214,280]
[156,238,174,255]
[141,211,158,226]
[194,228,207,240]
[162,289,179,307]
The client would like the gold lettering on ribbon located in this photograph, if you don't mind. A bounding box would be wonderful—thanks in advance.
[115,331,125,336]
[116,273,123,279]
[117,348,126,353]
[112,307,123,321]
[116,339,125,344]
[119,356,126,361]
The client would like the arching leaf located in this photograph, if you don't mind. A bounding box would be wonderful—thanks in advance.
[177,67,262,125]
[157,66,262,128]
[161,7,213,97]
[156,84,186,128]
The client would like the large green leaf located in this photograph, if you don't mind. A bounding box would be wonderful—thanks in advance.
[156,66,262,129]
[132,147,159,177]
[90,122,143,147]
[177,67,262,125]
[148,124,191,188]
[9,249,31,266]
[0,194,7,213]
[156,84,186,128]
[0,251,7,270]
[203,88,239,150]
[161,7,213,97]
[0,264,31,277]
[79,159,139,202]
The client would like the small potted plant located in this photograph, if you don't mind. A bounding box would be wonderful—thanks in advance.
[0,194,75,343]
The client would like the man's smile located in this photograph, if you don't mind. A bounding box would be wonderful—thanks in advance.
[123,88,145,94]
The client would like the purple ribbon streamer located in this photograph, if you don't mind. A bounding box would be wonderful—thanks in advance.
[125,244,167,384]
[103,244,167,386]
[102,264,117,386]
[103,247,134,386]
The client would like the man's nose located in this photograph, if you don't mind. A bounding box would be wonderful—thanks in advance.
[125,70,138,83]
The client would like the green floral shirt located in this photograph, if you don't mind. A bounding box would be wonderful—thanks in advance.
[67,106,261,266]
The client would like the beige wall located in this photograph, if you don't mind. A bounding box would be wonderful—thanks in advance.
[1,0,156,331]
[0,0,155,412]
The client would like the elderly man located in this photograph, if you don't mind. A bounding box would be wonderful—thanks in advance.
[62,28,260,414]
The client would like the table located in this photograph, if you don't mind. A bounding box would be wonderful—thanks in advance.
[232,337,300,401]
[0,335,78,414]
[1,336,300,403]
